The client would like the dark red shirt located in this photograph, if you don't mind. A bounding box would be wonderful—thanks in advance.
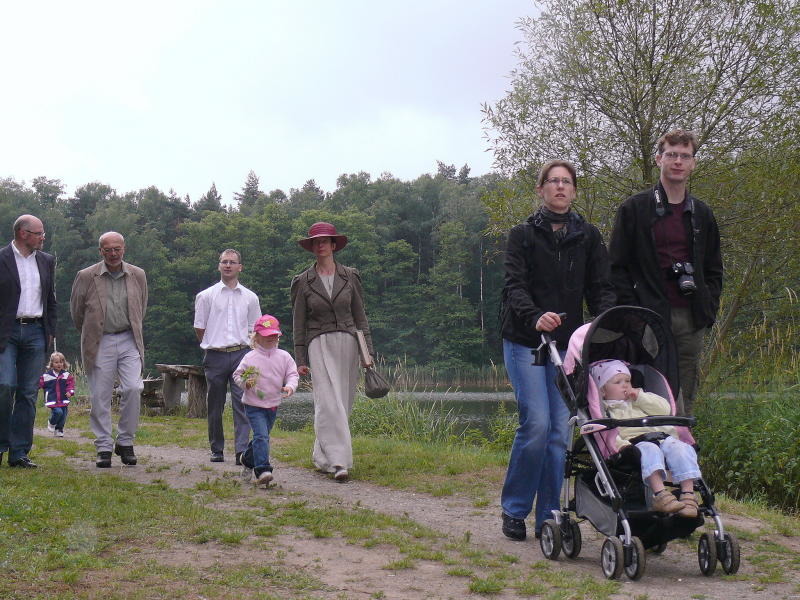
[653,199,690,307]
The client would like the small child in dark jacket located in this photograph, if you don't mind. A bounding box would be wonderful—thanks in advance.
[39,352,76,437]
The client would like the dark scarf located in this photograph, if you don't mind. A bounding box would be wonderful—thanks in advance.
[540,206,571,241]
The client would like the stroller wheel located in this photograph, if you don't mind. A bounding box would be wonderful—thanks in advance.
[601,537,624,580]
[698,532,718,576]
[719,532,741,575]
[539,519,562,560]
[561,519,582,559]
[624,536,646,580]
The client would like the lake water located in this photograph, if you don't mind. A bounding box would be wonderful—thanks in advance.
[277,391,518,433]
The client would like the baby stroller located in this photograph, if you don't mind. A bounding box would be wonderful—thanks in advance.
[535,306,740,580]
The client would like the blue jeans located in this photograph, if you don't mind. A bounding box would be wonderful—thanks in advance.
[637,437,701,483]
[0,321,46,460]
[501,339,570,532]
[244,404,277,476]
[49,406,68,431]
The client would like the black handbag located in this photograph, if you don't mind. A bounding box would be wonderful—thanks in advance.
[364,365,390,399]
[356,329,390,399]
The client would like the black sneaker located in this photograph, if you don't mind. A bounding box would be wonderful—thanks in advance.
[502,513,526,541]
[96,451,112,468]
[210,452,224,463]
[114,444,137,466]
[235,452,242,466]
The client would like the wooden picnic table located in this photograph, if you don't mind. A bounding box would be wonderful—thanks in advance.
[155,364,207,418]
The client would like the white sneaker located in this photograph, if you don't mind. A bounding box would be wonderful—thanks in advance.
[333,468,349,482]
[256,470,273,485]
[56,430,64,437]
[47,423,55,432]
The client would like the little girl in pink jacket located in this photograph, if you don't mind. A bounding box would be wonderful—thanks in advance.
[233,314,299,485]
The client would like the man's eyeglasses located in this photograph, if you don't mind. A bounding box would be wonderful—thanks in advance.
[101,247,124,254]
[661,151,694,161]
[544,177,574,186]
[24,230,45,237]
[219,260,239,265]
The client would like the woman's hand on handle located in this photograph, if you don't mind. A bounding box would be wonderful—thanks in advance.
[298,365,310,376]
[535,312,564,332]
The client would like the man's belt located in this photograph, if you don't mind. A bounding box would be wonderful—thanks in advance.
[16,317,43,325]
[209,344,248,353]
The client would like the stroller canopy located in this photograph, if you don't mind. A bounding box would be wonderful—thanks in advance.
[565,306,680,407]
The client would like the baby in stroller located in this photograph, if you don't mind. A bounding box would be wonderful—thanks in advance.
[590,359,700,518]
[537,306,740,579]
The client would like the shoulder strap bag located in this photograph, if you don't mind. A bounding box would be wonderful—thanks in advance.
[356,329,390,399]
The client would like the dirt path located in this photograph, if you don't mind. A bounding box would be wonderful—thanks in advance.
[53,428,800,600]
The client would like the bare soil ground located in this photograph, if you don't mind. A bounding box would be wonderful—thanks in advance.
[50,427,800,600]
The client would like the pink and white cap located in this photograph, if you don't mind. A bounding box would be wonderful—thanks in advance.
[590,360,630,390]
[254,314,282,337]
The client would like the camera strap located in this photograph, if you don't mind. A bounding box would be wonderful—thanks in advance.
[653,186,666,217]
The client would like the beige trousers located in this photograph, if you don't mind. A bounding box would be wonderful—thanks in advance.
[671,307,707,417]
[309,332,360,472]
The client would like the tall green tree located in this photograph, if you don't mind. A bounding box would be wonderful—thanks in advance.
[419,221,483,369]
[371,239,422,362]
[482,0,800,391]
[32,176,65,209]
[483,0,800,195]
[234,170,264,215]
[194,182,224,214]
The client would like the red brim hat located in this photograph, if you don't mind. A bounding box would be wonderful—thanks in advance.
[298,221,348,252]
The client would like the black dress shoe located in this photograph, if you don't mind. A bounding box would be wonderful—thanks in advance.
[114,444,137,466]
[96,451,112,468]
[210,452,224,463]
[9,456,38,468]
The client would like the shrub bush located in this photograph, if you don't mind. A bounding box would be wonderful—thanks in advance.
[694,391,800,512]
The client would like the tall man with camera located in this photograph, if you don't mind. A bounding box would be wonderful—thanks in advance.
[609,129,723,416]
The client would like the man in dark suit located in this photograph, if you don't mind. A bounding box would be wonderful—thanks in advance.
[0,214,57,468]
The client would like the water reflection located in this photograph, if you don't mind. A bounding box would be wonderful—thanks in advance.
[277,391,517,434]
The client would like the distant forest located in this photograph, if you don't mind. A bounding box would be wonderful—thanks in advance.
[3,149,797,391]
[0,164,508,375]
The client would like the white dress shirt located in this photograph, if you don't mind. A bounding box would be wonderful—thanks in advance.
[194,281,261,350]
[12,240,43,318]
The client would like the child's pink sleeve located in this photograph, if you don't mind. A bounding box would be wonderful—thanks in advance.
[284,355,299,392]
[67,373,76,395]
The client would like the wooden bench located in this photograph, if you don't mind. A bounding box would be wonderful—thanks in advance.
[155,364,207,418]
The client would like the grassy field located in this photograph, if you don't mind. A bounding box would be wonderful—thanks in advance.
[2,397,800,599]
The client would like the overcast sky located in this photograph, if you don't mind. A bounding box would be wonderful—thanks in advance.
[2,1,534,204]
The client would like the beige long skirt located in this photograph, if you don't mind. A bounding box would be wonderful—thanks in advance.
[308,331,360,472]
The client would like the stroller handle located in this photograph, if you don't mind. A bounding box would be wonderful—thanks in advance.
[584,415,697,429]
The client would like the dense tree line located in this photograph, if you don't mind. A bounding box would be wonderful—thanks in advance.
[0,165,507,376]
[2,145,797,390]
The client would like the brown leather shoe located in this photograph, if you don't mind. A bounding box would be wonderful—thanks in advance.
[652,489,685,514]
[677,492,699,518]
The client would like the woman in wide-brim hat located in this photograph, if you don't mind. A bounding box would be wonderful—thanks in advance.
[290,222,373,482]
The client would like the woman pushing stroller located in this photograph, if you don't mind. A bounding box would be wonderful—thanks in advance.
[590,360,700,518]
[499,159,615,541]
